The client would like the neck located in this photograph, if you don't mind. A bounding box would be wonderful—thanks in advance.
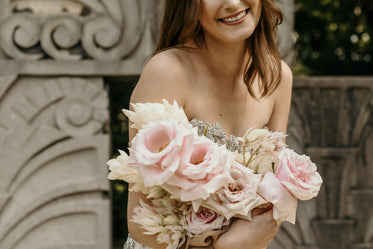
[199,34,249,84]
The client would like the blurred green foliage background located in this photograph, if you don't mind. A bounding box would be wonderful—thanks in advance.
[293,0,373,75]
[108,0,373,248]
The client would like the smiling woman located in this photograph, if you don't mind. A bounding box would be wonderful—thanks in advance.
[156,0,283,100]
[123,0,293,248]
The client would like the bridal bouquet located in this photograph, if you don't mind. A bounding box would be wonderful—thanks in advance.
[107,100,322,249]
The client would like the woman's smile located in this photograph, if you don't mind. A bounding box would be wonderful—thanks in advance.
[219,9,250,25]
[199,0,262,43]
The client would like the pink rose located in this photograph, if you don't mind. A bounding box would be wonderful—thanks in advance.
[162,136,233,202]
[257,171,298,224]
[181,206,229,235]
[276,148,322,200]
[128,119,194,186]
[204,161,266,220]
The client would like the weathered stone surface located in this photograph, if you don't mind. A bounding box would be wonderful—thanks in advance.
[0,1,152,247]
[1,0,140,60]
[348,189,373,243]
[276,0,296,65]
[269,77,373,249]
[0,76,110,249]
[312,219,355,249]
[0,0,162,75]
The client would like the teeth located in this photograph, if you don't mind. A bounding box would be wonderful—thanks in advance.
[222,10,246,23]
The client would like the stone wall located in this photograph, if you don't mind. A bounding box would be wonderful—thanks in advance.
[0,0,163,248]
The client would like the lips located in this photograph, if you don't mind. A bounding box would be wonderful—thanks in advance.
[219,9,250,23]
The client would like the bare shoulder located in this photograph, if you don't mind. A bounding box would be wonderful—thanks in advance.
[278,60,293,93]
[130,49,192,107]
[267,60,293,132]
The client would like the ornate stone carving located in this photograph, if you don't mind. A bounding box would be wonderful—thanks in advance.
[0,77,108,134]
[0,76,110,249]
[0,0,145,61]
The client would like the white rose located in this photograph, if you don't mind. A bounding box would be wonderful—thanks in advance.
[243,128,270,146]
[123,99,189,130]
[107,150,150,193]
[248,154,278,175]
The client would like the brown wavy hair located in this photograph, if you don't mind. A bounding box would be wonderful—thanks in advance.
[155,0,283,98]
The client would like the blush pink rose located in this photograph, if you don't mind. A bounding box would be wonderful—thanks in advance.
[276,148,322,200]
[257,171,298,224]
[204,161,266,220]
[181,206,229,235]
[128,119,194,187]
[162,136,233,202]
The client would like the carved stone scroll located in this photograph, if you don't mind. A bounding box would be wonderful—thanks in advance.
[0,76,110,249]
[0,0,145,61]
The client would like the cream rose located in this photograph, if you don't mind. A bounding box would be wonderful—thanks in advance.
[276,148,323,200]
[204,161,266,220]
[181,206,229,235]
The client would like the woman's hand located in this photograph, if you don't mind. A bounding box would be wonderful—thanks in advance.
[212,208,279,249]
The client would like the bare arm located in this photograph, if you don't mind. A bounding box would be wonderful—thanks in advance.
[126,51,189,249]
[267,61,293,134]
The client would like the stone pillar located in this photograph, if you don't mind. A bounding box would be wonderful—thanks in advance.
[271,77,373,249]
[0,0,163,248]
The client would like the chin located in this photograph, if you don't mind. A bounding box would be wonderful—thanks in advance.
[219,30,255,43]
[211,23,258,44]
[203,23,257,44]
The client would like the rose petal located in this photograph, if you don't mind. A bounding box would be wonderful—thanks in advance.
[258,171,298,224]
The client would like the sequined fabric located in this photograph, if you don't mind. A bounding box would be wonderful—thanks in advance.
[189,118,241,152]
[123,234,152,249]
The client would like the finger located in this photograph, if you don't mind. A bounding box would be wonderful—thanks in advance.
[251,204,273,217]
[256,208,277,223]
[251,208,266,217]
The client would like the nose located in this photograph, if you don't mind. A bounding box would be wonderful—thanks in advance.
[223,0,241,10]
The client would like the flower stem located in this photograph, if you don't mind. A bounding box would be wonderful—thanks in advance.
[203,125,209,136]
[245,145,262,168]
[242,145,246,165]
